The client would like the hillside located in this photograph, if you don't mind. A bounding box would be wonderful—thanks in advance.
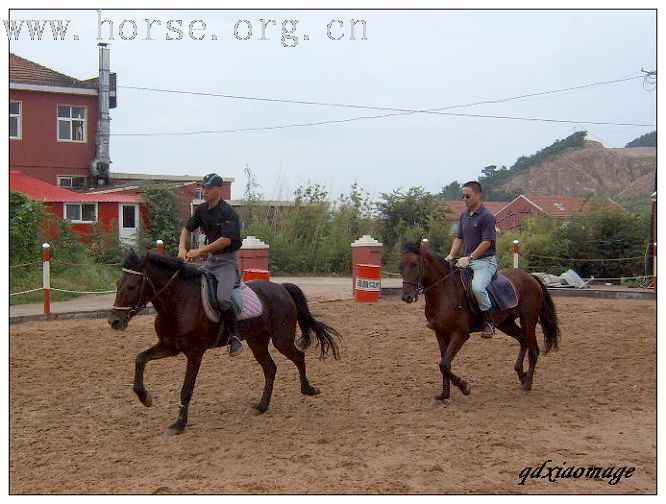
[495,141,655,198]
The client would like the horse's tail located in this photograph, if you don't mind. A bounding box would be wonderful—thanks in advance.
[536,278,560,355]
[281,283,341,360]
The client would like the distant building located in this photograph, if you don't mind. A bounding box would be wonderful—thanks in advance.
[10,171,142,247]
[9,50,116,189]
[494,194,625,233]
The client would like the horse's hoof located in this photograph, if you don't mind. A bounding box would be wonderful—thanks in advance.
[302,386,320,396]
[521,382,532,392]
[143,391,153,407]
[164,424,184,436]
[461,382,471,396]
[245,405,265,416]
[431,397,448,407]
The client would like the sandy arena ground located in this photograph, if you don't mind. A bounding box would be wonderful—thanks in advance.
[10,295,656,494]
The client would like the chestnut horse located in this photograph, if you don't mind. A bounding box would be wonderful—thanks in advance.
[108,250,341,435]
[399,241,560,402]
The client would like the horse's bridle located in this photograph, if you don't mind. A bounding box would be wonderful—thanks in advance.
[111,266,180,321]
[402,253,459,295]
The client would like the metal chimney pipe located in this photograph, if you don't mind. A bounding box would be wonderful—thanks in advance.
[90,42,111,185]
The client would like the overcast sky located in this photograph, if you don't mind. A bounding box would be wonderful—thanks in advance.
[7,8,657,201]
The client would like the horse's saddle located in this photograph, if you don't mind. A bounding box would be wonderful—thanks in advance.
[460,269,519,312]
[200,272,263,323]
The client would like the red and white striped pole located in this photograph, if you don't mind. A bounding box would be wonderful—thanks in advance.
[42,243,51,319]
[513,240,520,269]
[156,239,165,255]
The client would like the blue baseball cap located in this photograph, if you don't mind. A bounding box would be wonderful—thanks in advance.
[201,173,223,188]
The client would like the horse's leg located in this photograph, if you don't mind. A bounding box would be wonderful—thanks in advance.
[434,332,451,401]
[133,343,179,407]
[521,316,540,392]
[272,329,320,396]
[436,331,471,401]
[246,333,277,414]
[497,318,528,386]
[165,350,204,435]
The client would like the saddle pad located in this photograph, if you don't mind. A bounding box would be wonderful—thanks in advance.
[237,284,263,321]
[200,278,263,323]
[487,273,519,311]
[460,270,519,311]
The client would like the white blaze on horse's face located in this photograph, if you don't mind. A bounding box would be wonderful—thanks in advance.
[400,252,420,304]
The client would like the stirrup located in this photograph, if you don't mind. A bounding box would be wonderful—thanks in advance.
[481,321,495,339]
[228,336,243,357]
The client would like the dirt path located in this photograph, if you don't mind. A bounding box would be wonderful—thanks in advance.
[10,297,656,494]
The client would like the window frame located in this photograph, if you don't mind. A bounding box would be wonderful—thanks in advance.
[57,175,87,189]
[56,104,87,143]
[10,100,21,140]
[63,202,98,223]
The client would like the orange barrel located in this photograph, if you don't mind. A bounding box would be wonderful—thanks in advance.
[354,264,381,302]
[243,269,270,281]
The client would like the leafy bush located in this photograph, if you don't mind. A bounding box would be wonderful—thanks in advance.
[139,184,184,255]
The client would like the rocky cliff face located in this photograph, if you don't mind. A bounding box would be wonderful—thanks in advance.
[497,141,655,197]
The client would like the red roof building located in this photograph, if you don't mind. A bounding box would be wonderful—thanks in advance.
[9,52,116,189]
[494,194,625,233]
[10,171,141,246]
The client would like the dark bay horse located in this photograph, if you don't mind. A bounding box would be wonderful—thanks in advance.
[399,240,560,403]
[108,250,341,435]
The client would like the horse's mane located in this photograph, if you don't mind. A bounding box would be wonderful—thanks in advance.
[146,252,203,278]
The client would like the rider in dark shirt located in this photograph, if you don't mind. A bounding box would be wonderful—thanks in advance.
[178,173,244,356]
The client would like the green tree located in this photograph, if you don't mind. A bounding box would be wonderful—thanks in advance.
[438,181,462,200]
[10,191,47,265]
[140,184,184,255]
[625,131,656,148]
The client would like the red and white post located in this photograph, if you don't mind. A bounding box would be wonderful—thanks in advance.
[156,239,165,255]
[42,243,51,318]
[513,240,520,269]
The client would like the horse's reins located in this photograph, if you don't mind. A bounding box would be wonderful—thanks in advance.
[112,266,180,320]
[402,252,460,295]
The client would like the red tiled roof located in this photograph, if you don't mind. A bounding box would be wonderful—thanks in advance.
[520,194,623,218]
[10,171,140,203]
[439,200,509,219]
[10,53,97,88]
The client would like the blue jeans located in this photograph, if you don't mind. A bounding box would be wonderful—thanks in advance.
[470,255,498,312]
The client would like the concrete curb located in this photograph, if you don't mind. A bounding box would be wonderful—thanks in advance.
[9,307,156,325]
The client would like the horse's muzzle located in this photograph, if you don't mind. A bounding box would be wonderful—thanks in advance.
[401,293,418,304]
[108,312,128,331]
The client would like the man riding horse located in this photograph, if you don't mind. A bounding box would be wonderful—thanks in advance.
[445,180,498,338]
[178,173,244,356]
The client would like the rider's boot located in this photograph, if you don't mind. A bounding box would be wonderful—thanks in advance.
[481,310,495,338]
[220,301,243,356]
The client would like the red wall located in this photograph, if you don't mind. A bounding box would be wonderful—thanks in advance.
[44,201,121,237]
[9,89,98,185]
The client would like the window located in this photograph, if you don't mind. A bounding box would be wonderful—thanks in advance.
[194,188,203,200]
[122,205,136,228]
[58,176,87,189]
[64,203,97,223]
[10,101,21,139]
[57,105,86,142]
